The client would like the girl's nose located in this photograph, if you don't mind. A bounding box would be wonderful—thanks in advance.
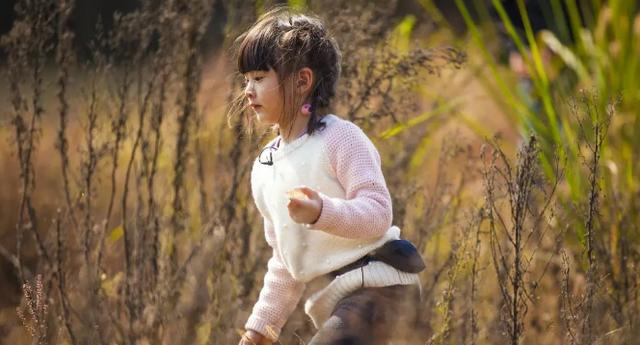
[244,81,255,99]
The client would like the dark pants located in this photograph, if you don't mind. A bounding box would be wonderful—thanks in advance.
[307,284,421,345]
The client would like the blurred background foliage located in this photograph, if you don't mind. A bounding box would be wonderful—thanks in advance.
[0,0,639,344]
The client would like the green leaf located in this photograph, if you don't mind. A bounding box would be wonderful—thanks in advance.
[390,15,417,53]
[380,101,457,140]
[539,30,590,82]
[108,225,124,243]
[287,0,307,11]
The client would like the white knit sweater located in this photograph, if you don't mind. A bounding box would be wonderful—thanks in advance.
[245,114,420,340]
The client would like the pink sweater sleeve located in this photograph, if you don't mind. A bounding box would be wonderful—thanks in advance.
[312,120,393,239]
[245,218,305,341]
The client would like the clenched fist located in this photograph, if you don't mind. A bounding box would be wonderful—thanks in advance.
[286,186,323,225]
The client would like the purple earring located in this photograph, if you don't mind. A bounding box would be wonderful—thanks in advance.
[301,103,312,116]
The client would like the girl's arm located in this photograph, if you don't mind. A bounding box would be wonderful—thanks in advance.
[244,218,306,342]
[312,120,393,239]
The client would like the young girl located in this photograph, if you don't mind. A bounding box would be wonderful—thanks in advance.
[235,7,424,345]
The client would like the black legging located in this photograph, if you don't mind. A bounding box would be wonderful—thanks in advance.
[307,284,421,345]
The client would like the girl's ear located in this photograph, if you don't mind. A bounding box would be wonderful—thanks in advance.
[296,67,314,95]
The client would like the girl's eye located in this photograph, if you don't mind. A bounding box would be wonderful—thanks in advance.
[241,75,262,86]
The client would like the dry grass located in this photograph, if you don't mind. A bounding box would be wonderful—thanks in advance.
[0,1,638,345]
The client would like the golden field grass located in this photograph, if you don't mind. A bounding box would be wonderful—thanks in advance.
[1,1,639,344]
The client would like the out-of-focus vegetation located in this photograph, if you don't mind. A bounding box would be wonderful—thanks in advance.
[0,0,638,344]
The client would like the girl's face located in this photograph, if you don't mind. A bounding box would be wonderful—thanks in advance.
[243,68,283,125]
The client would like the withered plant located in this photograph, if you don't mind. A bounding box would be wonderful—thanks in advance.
[481,135,563,345]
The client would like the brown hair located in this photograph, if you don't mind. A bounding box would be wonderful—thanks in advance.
[233,6,342,137]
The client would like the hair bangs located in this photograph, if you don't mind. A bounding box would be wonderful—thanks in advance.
[237,28,276,74]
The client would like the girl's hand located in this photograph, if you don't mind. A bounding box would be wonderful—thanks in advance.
[286,186,323,225]
[239,330,273,345]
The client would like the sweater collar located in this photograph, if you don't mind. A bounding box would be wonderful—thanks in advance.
[271,131,310,162]
[265,114,338,163]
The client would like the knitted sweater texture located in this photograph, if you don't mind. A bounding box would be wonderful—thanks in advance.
[245,114,419,340]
